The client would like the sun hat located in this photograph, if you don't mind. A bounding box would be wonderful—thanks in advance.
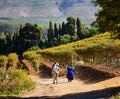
[56,63,59,66]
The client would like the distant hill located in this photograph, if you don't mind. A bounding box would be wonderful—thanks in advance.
[0,0,98,27]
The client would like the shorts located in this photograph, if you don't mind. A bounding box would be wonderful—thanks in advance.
[52,71,56,78]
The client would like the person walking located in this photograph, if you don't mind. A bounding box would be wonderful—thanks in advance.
[52,61,56,70]
[52,62,59,84]
[66,64,75,82]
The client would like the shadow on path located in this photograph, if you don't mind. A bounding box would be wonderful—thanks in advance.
[76,66,115,84]
[38,61,65,78]
[38,64,52,78]
[0,86,119,99]
[39,61,115,84]
[40,60,115,84]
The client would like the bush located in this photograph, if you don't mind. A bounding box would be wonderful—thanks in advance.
[0,69,35,95]
[8,53,19,69]
[0,55,8,68]
[23,51,43,72]
[0,68,6,82]
[115,95,120,99]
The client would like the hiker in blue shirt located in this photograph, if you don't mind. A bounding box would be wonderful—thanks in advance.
[66,64,75,82]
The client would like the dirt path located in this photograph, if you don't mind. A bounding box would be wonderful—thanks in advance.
[19,75,120,99]
[19,60,120,99]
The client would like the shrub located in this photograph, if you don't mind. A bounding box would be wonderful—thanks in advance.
[23,51,43,72]
[115,95,120,99]
[0,69,35,95]
[8,53,19,69]
[0,55,8,68]
[0,68,6,82]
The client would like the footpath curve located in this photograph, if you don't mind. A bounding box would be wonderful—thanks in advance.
[18,60,120,99]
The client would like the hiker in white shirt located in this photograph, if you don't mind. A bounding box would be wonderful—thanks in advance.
[52,62,59,84]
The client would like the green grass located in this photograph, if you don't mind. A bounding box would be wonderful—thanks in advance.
[36,32,120,66]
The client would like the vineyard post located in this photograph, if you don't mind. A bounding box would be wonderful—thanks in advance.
[71,54,73,65]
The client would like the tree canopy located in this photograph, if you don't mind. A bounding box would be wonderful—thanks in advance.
[93,0,120,38]
[0,17,99,55]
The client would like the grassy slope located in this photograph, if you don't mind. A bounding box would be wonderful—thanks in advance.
[36,32,120,65]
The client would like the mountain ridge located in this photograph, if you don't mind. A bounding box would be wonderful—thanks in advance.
[0,0,98,27]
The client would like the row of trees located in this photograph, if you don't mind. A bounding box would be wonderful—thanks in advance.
[0,23,43,55]
[0,17,98,56]
[47,16,98,47]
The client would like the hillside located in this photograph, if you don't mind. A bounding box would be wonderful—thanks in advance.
[0,0,98,27]
[36,32,120,68]
[20,32,120,98]
[1,32,118,98]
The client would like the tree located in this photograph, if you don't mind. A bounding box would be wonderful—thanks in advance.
[5,33,13,54]
[10,32,19,53]
[61,22,66,36]
[76,17,84,40]
[58,24,62,45]
[54,23,59,39]
[93,0,120,38]
[16,23,43,54]
[47,21,54,44]
[0,32,6,54]
[60,34,71,44]
[50,37,59,47]
[58,24,62,36]
[66,16,75,36]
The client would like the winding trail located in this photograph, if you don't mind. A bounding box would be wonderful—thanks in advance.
[19,60,120,99]
[19,75,120,99]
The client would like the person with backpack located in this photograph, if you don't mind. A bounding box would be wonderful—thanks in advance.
[66,64,75,82]
[52,62,59,84]
[52,61,56,70]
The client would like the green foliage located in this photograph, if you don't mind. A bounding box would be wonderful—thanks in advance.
[38,32,120,67]
[76,17,84,39]
[0,68,6,82]
[54,23,59,39]
[71,35,78,42]
[0,69,35,95]
[0,22,44,55]
[61,22,66,36]
[93,0,120,38]
[27,46,40,51]
[115,95,120,99]
[16,23,43,54]
[0,53,34,95]
[37,42,77,66]
[8,53,19,69]
[5,33,14,54]
[50,37,59,46]
[0,55,8,68]
[0,17,99,55]
[46,16,99,48]
[47,21,54,43]
[0,33,7,54]
[66,16,75,36]
[23,51,43,72]
[84,26,99,38]
[60,34,71,44]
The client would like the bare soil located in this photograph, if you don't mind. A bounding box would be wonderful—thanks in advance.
[18,60,120,99]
